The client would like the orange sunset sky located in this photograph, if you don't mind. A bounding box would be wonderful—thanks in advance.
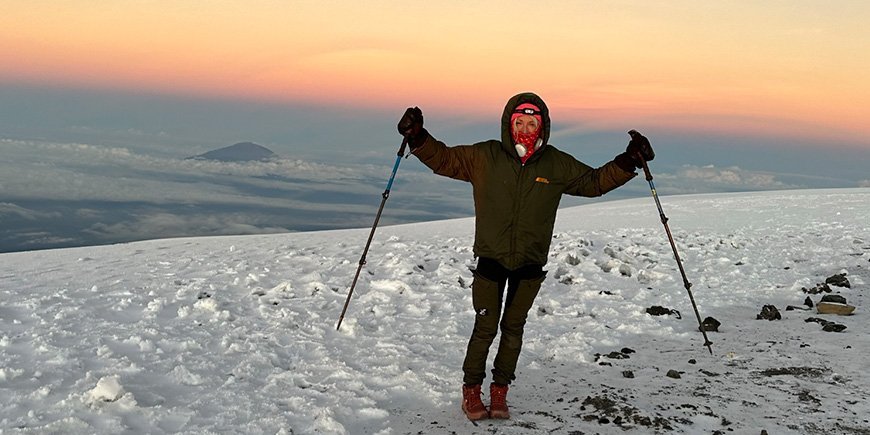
[2,1,870,145]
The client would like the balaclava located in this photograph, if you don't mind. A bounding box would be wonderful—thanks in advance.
[511,103,543,163]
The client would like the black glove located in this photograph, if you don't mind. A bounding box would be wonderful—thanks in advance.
[627,130,654,165]
[397,107,428,149]
[614,130,655,171]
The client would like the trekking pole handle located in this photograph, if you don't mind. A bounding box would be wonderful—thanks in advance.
[398,135,410,157]
[627,130,654,182]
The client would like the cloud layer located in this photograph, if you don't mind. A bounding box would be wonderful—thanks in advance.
[0,138,861,253]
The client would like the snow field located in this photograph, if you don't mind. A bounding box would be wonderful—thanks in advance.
[0,188,868,433]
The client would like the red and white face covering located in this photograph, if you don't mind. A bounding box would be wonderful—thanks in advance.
[514,129,540,161]
[511,103,543,163]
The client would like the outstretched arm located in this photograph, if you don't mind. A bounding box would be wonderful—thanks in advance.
[397,106,479,182]
[564,130,654,197]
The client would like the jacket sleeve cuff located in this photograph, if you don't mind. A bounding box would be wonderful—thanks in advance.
[408,128,429,150]
[613,152,639,173]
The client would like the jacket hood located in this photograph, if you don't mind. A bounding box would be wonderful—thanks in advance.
[501,92,551,161]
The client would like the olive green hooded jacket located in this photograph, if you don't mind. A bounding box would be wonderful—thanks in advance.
[412,92,636,270]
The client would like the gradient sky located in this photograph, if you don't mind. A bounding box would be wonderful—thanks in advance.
[3,0,870,145]
[2,1,870,252]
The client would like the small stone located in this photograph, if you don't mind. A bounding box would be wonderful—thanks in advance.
[825,273,851,288]
[622,370,635,379]
[666,369,682,379]
[804,296,814,308]
[806,317,831,326]
[822,323,847,332]
[688,359,697,364]
[756,305,781,321]
[606,351,628,359]
[646,305,680,318]
[803,283,832,294]
[701,316,721,332]
[820,294,847,304]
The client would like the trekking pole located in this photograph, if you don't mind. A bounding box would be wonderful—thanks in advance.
[336,136,410,331]
[630,130,713,355]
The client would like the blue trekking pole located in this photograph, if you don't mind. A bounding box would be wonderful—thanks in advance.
[336,136,410,330]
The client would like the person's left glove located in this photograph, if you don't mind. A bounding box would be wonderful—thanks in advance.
[627,130,654,164]
[397,107,428,149]
[614,129,655,171]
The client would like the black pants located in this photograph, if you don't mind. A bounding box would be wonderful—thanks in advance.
[462,257,545,385]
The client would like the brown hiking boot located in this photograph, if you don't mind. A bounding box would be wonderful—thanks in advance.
[489,383,510,419]
[461,384,489,421]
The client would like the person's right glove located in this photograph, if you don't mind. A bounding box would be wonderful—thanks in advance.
[397,107,428,149]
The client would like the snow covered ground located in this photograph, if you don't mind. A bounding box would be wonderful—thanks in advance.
[1,188,869,434]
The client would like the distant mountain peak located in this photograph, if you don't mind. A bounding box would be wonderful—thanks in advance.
[189,142,277,162]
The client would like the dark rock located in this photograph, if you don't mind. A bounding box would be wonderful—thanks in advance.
[666,370,682,379]
[622,370,635,379]
[822,323,847,332]
[598,348,634,361]
[803,283,832,294]
[646,305,681,318]
[806,317,832,326]
[806,316,847,332]
[757,305,781,321]
[757,367,830,378]
[804,296,814,308]
[785,305,808,311]
[820,294,847,304]
[701,316,721,331]
[825,273,851,288]
[688,359,697,364]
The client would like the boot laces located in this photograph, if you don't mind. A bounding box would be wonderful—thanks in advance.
[463,385,484,408]
[491,384,508,407]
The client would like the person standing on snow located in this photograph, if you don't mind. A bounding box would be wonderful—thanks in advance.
[396,92,655,421]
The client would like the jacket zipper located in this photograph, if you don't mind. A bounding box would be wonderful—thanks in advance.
[508,162,526,267]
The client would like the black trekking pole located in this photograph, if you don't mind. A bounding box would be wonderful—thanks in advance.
[336,136,410,331]
[630,130,713,355]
